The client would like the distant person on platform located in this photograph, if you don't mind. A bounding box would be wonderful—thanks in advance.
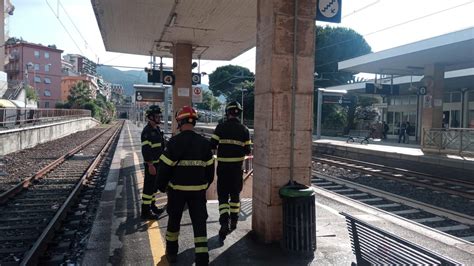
[398,121,407,144]
[382,121,389,140]
[404,122,411,144]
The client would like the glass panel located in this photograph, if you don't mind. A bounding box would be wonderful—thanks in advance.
[443,93,451,103]
[468,91,474,102]
[451,92,461,103]
[44,77,51,84]
[34,76,41,83]
[450,110,460,128]
[394,97,401,105]
[409,95,417,105]
[469,110,474,128]
[44,90,51,97]
[44,52,50,59]
[34,64,40,71]
[34,51,40,58]
[45,64,50,72]
[401,96,409,105]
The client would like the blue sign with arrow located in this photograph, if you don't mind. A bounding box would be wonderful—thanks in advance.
[316,0,342,23]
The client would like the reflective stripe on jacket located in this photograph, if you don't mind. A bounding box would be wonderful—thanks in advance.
[157,130,214,192]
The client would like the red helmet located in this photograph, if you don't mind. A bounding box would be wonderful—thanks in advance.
[176,106,198,126]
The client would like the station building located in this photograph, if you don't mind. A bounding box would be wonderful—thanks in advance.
[326,27,474,142]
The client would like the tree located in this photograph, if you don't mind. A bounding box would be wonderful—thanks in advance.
[314,26,372,88]
[196,90,222,112]
[67,81,92,108]
[208,65,254,98]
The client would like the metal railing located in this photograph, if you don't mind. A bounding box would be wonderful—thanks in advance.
[423,128,474,155]
[0,108,91,130]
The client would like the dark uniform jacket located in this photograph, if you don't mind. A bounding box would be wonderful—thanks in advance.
[141,124,165,164]
[157,130,215,192]
[210,118,251,164]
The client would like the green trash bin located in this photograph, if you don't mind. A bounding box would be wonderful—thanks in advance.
[279,182,316,255]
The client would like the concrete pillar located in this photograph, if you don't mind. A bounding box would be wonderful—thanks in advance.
[0,0,5,72]
[252,0,316,243]
[172,43,193,133]
[421,64,444,144]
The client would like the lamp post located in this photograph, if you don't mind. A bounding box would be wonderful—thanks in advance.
[240,87,247,122]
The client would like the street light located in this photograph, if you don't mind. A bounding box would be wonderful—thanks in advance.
[240,87,248,122]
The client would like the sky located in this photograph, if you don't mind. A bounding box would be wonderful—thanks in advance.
[8,0,474,84]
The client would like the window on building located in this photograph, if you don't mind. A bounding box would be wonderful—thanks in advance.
[34,64,40,71]
[45,64,51,72]
[44,89,51,96]
[45,102,50,108]
[44,77,51,84]
[34,76,41,83]
[443,93,451,103]
[44,52,50,59]
[393,97,401,105]
[34,51,40,58]
[401,96,409,105]
[451,92,461,103]
[469,91,474,102]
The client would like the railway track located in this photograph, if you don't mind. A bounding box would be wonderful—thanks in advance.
[312,155,474,243]
[314,154,474,200]
[0,121,123,265]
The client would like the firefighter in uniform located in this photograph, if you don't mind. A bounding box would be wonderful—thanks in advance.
[157,106,214,265]
[140,105,165,220]
[210,101,251,241]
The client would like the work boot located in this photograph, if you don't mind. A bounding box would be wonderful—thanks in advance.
[230,219,238,231]
[141,204,158,220]
[218,225,229,241]
[150,204,164,216]
[166,253,177,263]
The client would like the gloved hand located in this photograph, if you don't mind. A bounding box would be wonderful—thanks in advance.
[148,163,156,176]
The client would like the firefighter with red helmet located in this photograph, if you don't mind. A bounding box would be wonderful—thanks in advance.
[140,105,165,219]
[157,106,214,265]
[210,101,251,241]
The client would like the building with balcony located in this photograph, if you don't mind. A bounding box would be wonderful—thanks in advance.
[4,41,63,108]
[63,54,97,76]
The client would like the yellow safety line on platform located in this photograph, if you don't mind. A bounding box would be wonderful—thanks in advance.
[129,125,167,265]
[147,220,168,265]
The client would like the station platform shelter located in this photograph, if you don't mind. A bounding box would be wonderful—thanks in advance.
[81,120,473,265]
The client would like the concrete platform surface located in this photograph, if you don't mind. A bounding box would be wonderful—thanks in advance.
[83,121,473,265]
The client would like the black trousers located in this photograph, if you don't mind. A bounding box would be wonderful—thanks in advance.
[142,163,159,206]
[165,189,208,264]
[217,163,243,226]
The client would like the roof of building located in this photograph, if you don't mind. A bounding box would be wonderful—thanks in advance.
[7,41,64,53]
[338,27,474,75]
[91,0,256,60]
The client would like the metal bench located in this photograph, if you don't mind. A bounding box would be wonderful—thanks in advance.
[346,130,370,144]
[341,212,459,266]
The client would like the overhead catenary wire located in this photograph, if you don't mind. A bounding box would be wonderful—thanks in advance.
[45,0,85,55]
[57,0,99,60]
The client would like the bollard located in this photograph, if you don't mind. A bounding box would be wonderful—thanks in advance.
[279,182,316,256]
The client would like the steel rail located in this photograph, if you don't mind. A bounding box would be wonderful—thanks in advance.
[314,157,474,200]
[0,128,113,205]
[20,121,123,265]
[319,154,474,188]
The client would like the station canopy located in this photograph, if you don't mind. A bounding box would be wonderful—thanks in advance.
[338,27,474,76]
[91,0,257,60]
